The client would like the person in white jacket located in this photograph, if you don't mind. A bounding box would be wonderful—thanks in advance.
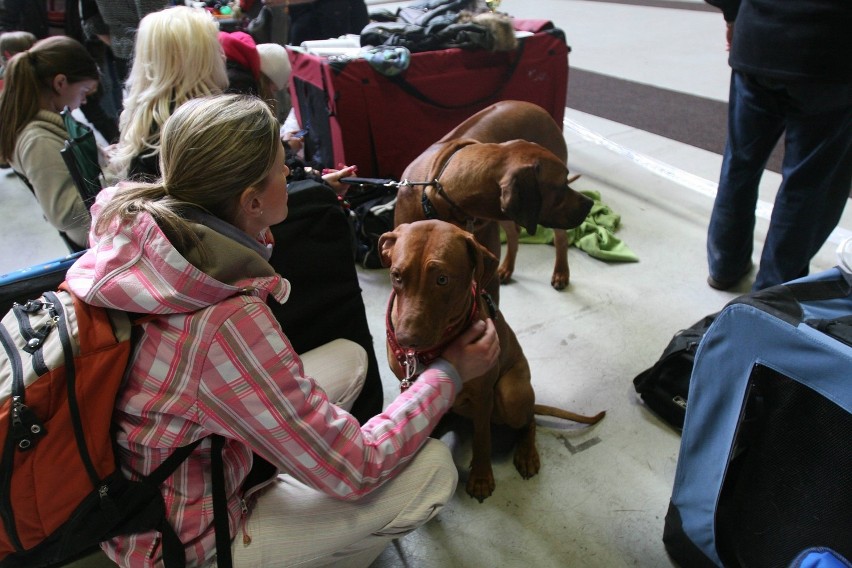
[0,35,99,250]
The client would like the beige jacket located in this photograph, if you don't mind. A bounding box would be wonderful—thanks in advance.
[10,110,91,248]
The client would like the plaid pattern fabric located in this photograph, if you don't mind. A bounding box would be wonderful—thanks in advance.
[65,187,460,567]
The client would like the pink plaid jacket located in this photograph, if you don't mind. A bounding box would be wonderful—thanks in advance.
[65,186,460,567]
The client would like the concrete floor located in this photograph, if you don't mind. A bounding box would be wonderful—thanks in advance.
[1,1,850,567]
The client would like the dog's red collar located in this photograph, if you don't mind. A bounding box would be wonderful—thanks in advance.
[386,284,484,392]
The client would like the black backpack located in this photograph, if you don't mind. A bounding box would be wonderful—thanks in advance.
[632,313,718,429]
[342,181,397,270]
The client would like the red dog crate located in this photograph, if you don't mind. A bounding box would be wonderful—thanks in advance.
[288,21,570,179]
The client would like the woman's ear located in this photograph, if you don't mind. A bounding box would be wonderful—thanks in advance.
[239,187,264,218]
[52,73,68,95]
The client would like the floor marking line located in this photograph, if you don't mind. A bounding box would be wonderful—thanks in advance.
[563,116,851,245]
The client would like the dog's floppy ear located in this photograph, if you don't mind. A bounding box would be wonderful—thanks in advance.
[378,228,400,268]
[464,232,499,289]
[499,163,541,235]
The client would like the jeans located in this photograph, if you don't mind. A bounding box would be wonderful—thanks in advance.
[707,70,852,290]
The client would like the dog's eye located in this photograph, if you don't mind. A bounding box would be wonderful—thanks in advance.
[390,269,402,284]
[437,275,448,286]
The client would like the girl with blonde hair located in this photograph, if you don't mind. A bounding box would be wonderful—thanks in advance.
[0,35,99,250]
[110,5,228,179]
[67,93,499,567]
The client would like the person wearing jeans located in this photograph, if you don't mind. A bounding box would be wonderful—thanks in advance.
[705,0,852,291]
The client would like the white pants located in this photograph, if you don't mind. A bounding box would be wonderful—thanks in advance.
[231,339,458,568]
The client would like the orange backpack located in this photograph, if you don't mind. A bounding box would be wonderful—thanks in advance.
[0,284,207,568]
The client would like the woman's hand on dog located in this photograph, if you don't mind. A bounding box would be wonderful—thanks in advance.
[442,319,500,383]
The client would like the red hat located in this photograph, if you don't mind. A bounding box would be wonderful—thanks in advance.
[218,31,260,81]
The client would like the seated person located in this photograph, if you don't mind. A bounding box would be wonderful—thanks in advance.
[0,30,36,90]
[261,0,369,46]
[109,5,228,181]
[0,35,99,251]
[218,30,356,190]
[219,30,264,97]
[66,93,500,567]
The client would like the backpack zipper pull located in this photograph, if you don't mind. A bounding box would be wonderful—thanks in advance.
[10,396,45,451]
[240,499,252,545]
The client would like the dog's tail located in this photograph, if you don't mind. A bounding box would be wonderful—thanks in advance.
[533,404,606,425]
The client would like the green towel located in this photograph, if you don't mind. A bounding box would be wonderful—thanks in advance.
[499,190,639,262]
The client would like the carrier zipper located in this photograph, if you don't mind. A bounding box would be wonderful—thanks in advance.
[714,368,759,519]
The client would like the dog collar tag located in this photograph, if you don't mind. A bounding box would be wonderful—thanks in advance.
[401,350,419,391]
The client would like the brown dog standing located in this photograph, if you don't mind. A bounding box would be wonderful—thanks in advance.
[380,220,604,502]
[394,100,593,304]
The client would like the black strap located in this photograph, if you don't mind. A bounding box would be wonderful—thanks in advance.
[47,291,102,490]
[786,278,851,302]
[340,177,397,187]
[157,516,187,568]
[736,276,852,326]
[387,37,526,110]
[12,171,86,253]
[808,315,852,346]
[143,436,230,568]
[148,438,202,568]
[211,435,233,568]
[145,439,204,486]
[421,191,439,220]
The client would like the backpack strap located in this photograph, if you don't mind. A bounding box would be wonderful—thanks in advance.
[11,173,85,252]
[143,435,232,568]
[45,291,101,488]
[211,435,233,568]
[736,276,852,326]
[143,438,203,568]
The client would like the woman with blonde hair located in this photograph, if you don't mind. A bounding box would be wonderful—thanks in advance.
[67,93,499,567]
[0,35,99,251]
[110,5,228,179]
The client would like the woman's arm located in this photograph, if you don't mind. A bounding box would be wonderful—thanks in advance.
[16,127,91,247]
[197,298,459,500]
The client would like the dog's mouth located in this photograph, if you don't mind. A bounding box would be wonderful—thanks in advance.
[540,189,594,229]
[386,285,481,378]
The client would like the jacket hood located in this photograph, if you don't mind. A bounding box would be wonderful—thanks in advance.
[66,185,290,314]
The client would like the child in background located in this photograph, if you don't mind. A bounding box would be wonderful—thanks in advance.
[0,35,99,250]
[0,30,37,90]
[0,31,36,168]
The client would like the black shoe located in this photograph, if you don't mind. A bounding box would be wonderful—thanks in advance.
[707,262,753,291]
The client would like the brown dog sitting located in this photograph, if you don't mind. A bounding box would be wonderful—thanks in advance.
[380,220,605,502]
[394,100,594,305]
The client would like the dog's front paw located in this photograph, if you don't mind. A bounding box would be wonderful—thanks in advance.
[513,444,541,479]
[466,470,496,503]
[497,263,514,285]
[551,271,569,290]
